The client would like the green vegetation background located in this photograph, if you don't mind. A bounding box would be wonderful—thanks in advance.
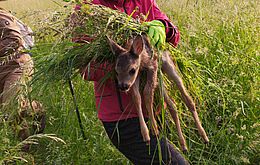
[0,0,259,164]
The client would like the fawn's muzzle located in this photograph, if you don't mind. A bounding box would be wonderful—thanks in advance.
[118,83,130,91]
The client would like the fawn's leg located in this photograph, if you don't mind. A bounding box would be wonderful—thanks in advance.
[143,68,159,136]
[163,87,188,151]
[161,52,209,143]
[131,76,150,142]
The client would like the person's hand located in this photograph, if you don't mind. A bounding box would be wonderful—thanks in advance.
[143,20,166,48]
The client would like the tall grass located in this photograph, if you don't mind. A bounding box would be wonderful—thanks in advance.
[158,0,259,164]
[0,0,259,164]
[0,0,64,11]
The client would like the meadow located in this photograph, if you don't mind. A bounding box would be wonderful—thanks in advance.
[0,0,259,164]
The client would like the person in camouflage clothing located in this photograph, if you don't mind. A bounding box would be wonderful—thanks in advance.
[0,8,45,150]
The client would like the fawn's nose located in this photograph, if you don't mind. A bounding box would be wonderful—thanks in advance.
[119,83,130,91]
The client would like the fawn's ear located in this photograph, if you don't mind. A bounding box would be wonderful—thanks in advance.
[130,35,144,57]
[124,38,133,51]
[107,36,125,56]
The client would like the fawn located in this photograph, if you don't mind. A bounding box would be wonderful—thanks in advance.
[107,34,209,151]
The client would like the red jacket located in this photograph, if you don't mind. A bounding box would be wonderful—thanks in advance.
[83,0,180,122]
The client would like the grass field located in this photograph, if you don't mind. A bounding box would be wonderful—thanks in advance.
[0,0,259,164]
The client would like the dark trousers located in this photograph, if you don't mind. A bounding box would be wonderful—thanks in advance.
[102,118,189,165]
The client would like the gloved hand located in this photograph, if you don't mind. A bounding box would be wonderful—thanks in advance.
[143,20,166,48]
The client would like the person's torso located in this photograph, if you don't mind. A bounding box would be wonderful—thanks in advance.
[90,0,163,121]
[93,77,148,121]
[92,0,156,21]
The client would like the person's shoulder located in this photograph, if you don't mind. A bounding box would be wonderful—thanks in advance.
[92,0,100,5]
[141,0,155,2]
[140,0,155,5]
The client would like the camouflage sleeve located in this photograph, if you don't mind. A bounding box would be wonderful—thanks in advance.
[16,20,34,50]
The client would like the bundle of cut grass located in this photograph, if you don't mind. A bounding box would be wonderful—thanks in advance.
[33,2,148,82]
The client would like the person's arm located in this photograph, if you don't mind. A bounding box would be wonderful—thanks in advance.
[145,0,180,47]
[153,8,180,47]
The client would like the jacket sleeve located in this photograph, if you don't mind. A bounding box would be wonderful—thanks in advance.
[149,0,180,47]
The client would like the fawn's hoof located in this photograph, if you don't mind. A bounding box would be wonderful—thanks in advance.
[182,146,188,153]
[204,140,209,144]
[203,136,209,144]
[141,126,150,143]
[142,132,150,143]
[198,128,209,144]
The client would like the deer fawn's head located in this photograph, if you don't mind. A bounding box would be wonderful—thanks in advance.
[108,35,144,92]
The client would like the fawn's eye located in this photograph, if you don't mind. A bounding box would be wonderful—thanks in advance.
[5,21,10,26]
[129,68,136,75]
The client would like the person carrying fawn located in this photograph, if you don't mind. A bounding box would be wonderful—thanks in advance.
[74,0,189,164]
